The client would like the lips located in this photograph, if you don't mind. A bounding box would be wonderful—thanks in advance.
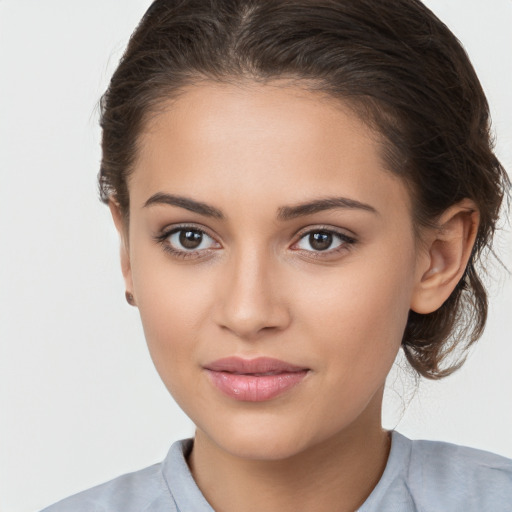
[203,357,309,402]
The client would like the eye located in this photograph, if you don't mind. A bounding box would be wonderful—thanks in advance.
[155,225,219,260]
[168,228,215,251]
[293,228,356,256]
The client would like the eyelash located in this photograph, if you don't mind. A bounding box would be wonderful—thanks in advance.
[153,224,357,261]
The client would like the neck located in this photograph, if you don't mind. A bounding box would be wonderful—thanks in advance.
[187,397,391,512]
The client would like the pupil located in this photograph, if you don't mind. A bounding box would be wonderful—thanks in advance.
[180,230,202,249]
[310,232,332,251]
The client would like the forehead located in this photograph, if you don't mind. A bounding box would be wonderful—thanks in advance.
[138,80,379,164]
[131,80,411,219]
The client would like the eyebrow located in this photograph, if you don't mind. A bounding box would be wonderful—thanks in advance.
[143,192,378,220]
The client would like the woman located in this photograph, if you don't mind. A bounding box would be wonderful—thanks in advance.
[41,0,511,510]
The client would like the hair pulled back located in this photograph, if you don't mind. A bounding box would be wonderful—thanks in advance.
[98,0,509,379]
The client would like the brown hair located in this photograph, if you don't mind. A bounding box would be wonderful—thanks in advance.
[98,0,510,379]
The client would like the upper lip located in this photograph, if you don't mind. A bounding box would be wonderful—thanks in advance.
[204,357,309,375]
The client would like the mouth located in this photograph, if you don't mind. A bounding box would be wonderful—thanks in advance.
[203,357,310,402]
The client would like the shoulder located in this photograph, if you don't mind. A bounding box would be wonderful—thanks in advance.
[406,435,512,510]
[39,458,176,512]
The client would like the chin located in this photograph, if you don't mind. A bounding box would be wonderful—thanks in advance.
[197,415,330,462]
[220,433,308,461]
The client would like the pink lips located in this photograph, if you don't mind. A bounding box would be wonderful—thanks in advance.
[204,357,309,402]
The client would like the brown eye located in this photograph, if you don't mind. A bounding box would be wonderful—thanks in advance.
[294,228,356,256]
[179,230,203,249]
[308,231,333,251]
[165,228,217,253]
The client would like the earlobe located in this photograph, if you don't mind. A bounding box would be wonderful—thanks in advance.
[410,199,480,314]
[108,200,135,305]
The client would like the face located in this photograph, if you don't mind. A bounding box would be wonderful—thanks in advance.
[119,81,426,461]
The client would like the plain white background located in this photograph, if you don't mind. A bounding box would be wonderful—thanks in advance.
[0,1,511,511]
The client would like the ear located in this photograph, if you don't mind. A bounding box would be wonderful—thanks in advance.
[108,200,135,305]
[410,199,480,314]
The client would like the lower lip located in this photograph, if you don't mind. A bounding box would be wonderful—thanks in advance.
[205,370,309,402]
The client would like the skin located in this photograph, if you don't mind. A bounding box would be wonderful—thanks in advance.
[110,81,479,512]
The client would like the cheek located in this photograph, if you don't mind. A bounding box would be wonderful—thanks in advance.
[300,249,415,387]
[129,248,212,386]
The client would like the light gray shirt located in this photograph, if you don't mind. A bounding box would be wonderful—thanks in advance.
[40,430,512,511]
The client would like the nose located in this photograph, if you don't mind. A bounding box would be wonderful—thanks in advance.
[214,245,291,341]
